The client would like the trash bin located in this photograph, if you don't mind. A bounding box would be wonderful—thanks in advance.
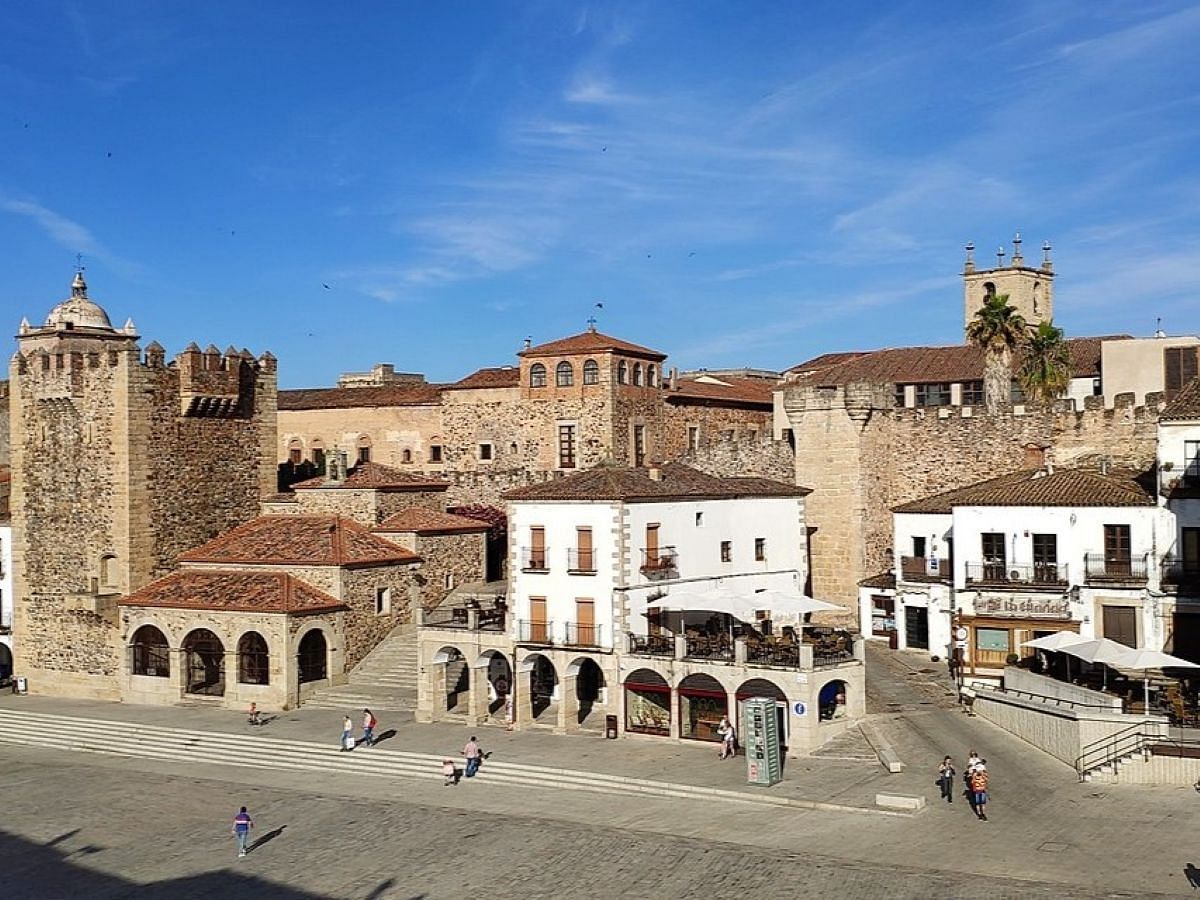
[605,714,618,739]
[14,676,27,695]
[887,630,899,650]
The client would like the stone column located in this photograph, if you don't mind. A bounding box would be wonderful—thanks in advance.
[560,669,579,733]
[469,661,490,724]
[428,663,447,723]
[170,647,187,701]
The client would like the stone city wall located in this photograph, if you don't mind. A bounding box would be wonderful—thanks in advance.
[278,402,443,470]
[339,562,421,669]
[412,531,487,609]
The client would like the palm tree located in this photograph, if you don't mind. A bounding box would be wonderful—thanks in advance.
[966,293,1028,415]
[1018,320,1072,407]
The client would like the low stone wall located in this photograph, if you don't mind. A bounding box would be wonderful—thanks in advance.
[1002,667,1123,711]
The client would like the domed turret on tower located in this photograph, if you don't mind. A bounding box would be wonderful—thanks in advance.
[43,271,115,332]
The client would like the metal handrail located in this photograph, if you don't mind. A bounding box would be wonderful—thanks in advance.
[516,619,553,644]
[567,549,596,573]
[977,682,1122,711]
[520,547,549,571]
[640,547,678,571]
[1083,552,1149,581]
[562,622,603,648]
[628,633,674,657]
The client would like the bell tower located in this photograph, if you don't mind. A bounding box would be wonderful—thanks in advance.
[963,232,1054,335]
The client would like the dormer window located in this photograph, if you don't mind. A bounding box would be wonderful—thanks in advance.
[530,363,547,388]
[556,361,574,387]
[583,359,599,385]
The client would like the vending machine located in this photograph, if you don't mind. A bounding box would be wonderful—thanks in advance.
[742,696,783,786]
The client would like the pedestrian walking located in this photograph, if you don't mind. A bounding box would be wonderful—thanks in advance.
[232,806,254,858]
[360,708,377,747]
[442,758,458,786]
[970,761,990,821]
[463,735,481,778]
[341,715,354,751]
[937,755,955,804]
[716,716,736,760]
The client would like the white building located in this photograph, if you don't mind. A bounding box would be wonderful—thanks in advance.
[860,464,1167,677]
[416,463,866,755]
[1155,377,1200,659]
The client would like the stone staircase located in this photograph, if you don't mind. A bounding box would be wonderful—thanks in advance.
[302,625,418,714]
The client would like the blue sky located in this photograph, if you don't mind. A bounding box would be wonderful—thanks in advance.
[2,2,1198,388]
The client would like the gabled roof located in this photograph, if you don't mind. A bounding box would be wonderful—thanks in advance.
[788,336,1129,386]
[374,509,490,535]
[519,330,667,361]
[119,570,346,615]
[178,515,420,566]
[278,383,444,411]
[894,466,1155,514]
[1161,377,1200,421]
[292,462,449,492]
[667,375,776,408]
[503,462,809,502]
[444,366,521,391]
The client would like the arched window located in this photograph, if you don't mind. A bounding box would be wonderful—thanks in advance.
[357,435,371,464]
[131,625,169,678]
[238,632,270,685]
[632,363,644,386]
[310,439,325,470]
[529,363,547,388]
[100,553,117,589]
[401,448,413,464]
[288,439,303,466]
[583,359,599,385]
[983,281,996,299]
[298,630,328,683]
[556,361,574,387]
[183,628,225,696]
[617,361,628,385]
[647,365,657,387]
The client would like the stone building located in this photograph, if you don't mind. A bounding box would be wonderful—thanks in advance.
[278,326,786,505]
[7,273,277,699]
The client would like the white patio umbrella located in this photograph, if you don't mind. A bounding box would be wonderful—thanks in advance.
[1059,637,1132,689]
[746,589,843,618]
[1020,631,1088,651]
[1109,647,1200,717]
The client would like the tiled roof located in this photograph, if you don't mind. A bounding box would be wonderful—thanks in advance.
[374,509,490,534]
[278,383,443,410]
[859,572,896,590]
[787,351,871,374]
[1161,377,1200,420]
[790,336,1129,386]
[292,462,450,492]
[179,515,420,566]
[667,375,776,408]
[119,570,346,615]
[520,330,667,361]
[503,462,810,502]
[894,466,1155,513]
[444,366,521,391]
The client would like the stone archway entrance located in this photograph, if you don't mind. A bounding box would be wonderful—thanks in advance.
[183,629,225,697]
[736,677,789,748]
[298,630,328,684]
[430,646,468,716]
[521,653,558,722]
[568,657,606,727]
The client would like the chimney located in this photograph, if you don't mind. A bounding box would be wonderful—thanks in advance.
[1100,457,1111,476]
[1022,444,1046,470]
[669,367,678,390]
[522,337,532,351]
[648,466,662,482]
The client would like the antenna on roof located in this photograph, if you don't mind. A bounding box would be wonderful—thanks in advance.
[1155,317,1166,339]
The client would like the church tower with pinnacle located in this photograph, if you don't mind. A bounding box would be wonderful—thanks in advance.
[963,232,1055,334]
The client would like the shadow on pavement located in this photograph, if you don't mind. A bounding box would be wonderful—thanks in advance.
[248,825,287,853]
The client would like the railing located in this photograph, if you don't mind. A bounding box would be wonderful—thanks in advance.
[813,642,855,668]
[420,605,507,631]
[422,607,469,628]
[745,641,800,667]
[1161,557,1200,589]
[1083,552,1148,583]
[640,547,678,573]
[899,555,949,581]
[567,549,596,574]
[563,622,603,648]
[627,633,675,657]
[516,619,553,644]
[965,561,1069,587]
[1068,722,1200,780]
[520,547,549,572]
[477,608,506,631]
[684,634,733,662]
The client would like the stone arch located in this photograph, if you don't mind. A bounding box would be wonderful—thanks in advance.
[401,448,413,464]
[0,643,11,681]
[519,652,558,720]
[182,628,226,696]
[298,630,328,683]
[623,668,670,736]
[237,630,271,685]
[130,623,170,678]
[529,363,547,387]
[582,358,599,385]
[99,553,118,590]
[566,656,606,726]
[735,677,789,746]
[473,649,512,716]
[556,360,574,387]
[818,678,849,722]
[678,672,727,742]
[433,645,469,712]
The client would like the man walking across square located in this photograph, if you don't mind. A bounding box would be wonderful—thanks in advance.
[970,760,990,821]
[232,806,254,858]
[463,735,481,778]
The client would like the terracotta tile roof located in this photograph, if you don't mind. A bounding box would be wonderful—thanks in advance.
[666,375,776,408]
[894,466,1155,514]
[374,509,490,535]
[520,330,667,361]
[1162,377,1200,420]
[859,572,896,590]
[503,462,809,502]
[119,570,346,615]
[179,515,420,566]
[787,351,871,374]
[279,383,444,410]
[264,492,298,503]
[444,366,521,391]
[790,336,1129,386]
[292,462,450,492]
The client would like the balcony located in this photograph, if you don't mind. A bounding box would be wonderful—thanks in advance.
[516,619,554,645]
[745,640,800,668]
[520,547,549,573]
[683,633,734,663]
[899,555,950,583]
[1162,557,1200,593]
[965,561,1068,590]
[626,628,861,672]
[1163,459,1200,497]
[563,622,604,648]
[567,549,596,575]
[627,633,674,657]
[1083,552,1148,585]
[640,546,678,576]
[418,605,507,632]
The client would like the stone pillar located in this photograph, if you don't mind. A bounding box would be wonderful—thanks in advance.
[429,663,447,723]
[668,686,680,740]
[799,643,814,669]
[561,670,579,733]
[469,662,490,724]
[515,662,534,728]
[674,634,687,660]
[734,638,748,665]
[170,647,187,700]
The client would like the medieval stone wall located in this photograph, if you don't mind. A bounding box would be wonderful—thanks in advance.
[413,531,487,609]
[659,402,774,461]
[0,381,9,468]
[278,402,443,470]
[681,434,795,483]
[339,562,421,668]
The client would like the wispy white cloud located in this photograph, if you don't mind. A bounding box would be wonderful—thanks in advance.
[0,196,142,277]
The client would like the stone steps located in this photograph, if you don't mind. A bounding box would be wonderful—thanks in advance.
[303,625,420,712]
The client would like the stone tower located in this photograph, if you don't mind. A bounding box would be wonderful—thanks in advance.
[963,233,1054,334]
[8,273,277,699]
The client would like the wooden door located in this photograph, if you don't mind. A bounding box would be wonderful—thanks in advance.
[1104,524,1131,576]
[1103,605,1138,648]
[576,527,593,572]
[530,597,548,642]
[575,599,595,646]
[645,523,660,568]
[530,526,546,570]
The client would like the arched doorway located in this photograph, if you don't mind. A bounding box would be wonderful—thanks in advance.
[736,677,788,748]
[624,668,670,736]
[298,630,328,683]
[522,653,558,720]
[818,679,849,721]
[130,625,170,678]
[0,643,13,681]
[432,646,468,712]
[678,673,727,742]
[568,657,606,726]
[183,629,225,696]
[477,650,512,717]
